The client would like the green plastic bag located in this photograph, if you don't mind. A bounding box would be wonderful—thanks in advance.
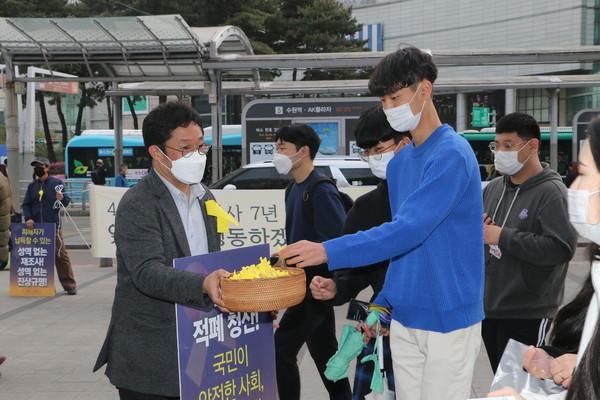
[324,324,365,382]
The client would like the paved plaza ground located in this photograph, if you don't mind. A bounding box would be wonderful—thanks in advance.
[0,216,590,399]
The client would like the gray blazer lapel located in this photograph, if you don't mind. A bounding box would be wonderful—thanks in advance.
[147,170,191,258]
[199,188,221,253]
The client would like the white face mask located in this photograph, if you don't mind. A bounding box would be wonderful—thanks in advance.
[568,189,600,244]
[493,141,531,176]
[272,151,300,175]
[368,151,395,179]
[383,83,425,132]
[159,148,207,185]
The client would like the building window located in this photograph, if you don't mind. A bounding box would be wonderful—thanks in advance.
[517,89,549,123]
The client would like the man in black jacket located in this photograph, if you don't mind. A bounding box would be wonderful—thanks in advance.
[310,105,410,399]
[91,159,107,185]
[22,157,76,295]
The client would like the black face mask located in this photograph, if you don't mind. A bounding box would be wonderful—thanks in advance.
[34,166,46,178]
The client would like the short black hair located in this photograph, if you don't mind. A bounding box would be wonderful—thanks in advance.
[142,102,203,153]
[368,47,438,96]
[275,124,321,160]
[354,104,409,149]
[495,112,541,141]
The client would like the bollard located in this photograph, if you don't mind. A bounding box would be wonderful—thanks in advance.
[99,257,113,268]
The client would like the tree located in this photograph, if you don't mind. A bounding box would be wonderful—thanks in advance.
[69,0,278,56]
[225,4,278,55]
[73,81,105,135]
[124,96,144,129]
[48,94,69,148]
[105,84,114,130]
[37,92,57,162]
[0,0,70,17]
[266,0,365,80]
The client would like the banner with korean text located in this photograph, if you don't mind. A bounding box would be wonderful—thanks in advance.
[174,244,277,400]
[9,223,56,297]
[89,185,128,258]
[89,185,373,258]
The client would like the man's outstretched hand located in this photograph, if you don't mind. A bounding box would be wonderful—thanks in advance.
[279,241,328,268]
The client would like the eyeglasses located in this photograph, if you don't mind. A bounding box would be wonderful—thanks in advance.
[488,141,528,152]
[165,143,211,158]
[358,142,397,161]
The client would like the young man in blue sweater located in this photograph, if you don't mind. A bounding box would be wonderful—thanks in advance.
[281,48,484,400]
[273,125,351,400]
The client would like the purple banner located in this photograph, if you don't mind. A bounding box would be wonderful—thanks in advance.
[174,244,277,400]
[9,223,56,297]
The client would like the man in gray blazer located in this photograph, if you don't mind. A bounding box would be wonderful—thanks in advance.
[94,102,229,400]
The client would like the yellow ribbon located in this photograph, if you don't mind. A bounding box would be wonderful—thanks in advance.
[38,189,44,202]
[205,200,239,234]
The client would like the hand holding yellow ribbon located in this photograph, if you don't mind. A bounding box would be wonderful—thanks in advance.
[205,200,240,234]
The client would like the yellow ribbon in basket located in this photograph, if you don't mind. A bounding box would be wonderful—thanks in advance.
[205,200,239,234]
[229,257,290,280]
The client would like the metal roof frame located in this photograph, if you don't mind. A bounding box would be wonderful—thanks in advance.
[201,46,600,70]
[107,74,600,98]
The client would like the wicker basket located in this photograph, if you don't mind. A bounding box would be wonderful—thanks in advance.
[221,267,306,312]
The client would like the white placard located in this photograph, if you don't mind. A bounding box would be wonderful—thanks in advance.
[89,185,374,258]
[89,185,128,258]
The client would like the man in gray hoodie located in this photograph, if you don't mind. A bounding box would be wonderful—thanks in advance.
[482,112,577,372]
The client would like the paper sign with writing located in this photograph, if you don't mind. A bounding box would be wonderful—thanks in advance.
[174,244,277,400]
[9,223,56,297]
[89,185,374,258]
[89,185,128,258]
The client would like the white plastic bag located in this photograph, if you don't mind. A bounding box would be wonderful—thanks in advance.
[364,378,395,400]
[490,339,565,396]
[365,336,395,400]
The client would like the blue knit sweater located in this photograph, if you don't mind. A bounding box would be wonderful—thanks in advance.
[324,124,484,333]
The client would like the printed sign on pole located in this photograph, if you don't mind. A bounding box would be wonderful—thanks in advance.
[9,223,56,297]
[174,244,277,400]
[89,185,128,258]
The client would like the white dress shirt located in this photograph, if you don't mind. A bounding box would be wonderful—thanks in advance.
[156,171,209,256]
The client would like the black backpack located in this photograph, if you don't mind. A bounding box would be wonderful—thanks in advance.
[285,176,354,223]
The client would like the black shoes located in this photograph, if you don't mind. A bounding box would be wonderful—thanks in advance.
[66,288,77,295]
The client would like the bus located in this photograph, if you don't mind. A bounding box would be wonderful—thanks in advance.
[461,126,573,180]
[64,126,243,184]
[65,130,147,184]
[203,125,243,180]
[65,125,574,184]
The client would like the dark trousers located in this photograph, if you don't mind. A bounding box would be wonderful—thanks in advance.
[482,317,552,373]
[118,388,178,400]
[55,228,76,290]
[275,297,352,400]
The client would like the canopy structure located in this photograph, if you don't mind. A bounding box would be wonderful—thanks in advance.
[0,15,258,196]
[0,15,256,81]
